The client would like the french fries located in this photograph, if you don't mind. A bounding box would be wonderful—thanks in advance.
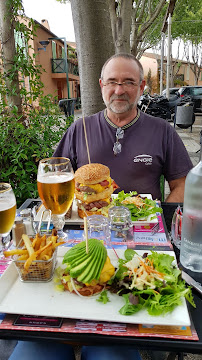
[3,231,65,281]
[22,234,34,256]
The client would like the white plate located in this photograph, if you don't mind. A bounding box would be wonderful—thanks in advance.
[0,248,190,326]
[34,194,158,226]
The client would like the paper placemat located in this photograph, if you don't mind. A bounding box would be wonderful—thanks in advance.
[0,314,198,341]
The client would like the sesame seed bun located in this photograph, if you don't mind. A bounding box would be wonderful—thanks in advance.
[75,163,110,185]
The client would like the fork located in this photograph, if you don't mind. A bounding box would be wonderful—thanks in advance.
[151,222,160,235]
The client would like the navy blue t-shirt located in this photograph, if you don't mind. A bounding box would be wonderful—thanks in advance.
[53,110,193,200]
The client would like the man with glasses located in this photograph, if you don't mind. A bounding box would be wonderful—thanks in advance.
[54,53,192,202]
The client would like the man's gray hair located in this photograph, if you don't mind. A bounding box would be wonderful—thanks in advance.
[100,53,144,82]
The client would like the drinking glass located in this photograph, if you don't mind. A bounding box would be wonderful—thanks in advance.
[0,183,16,252]
[37,157,75,238]
[171,206,183,249]
[108,206,133,242]
[84,215,111,246]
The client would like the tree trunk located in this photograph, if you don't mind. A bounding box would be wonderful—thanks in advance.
[108,0,131,54]
[0,0,22,116]
[71,0,114,116]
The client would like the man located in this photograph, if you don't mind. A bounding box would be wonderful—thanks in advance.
[54,53,192,202]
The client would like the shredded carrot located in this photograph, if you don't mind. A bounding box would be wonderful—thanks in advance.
[139,259,164,279]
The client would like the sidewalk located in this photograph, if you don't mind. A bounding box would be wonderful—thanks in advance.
[165,114,202,198]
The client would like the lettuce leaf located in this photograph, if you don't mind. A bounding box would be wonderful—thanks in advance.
[113,191,162,221]
[111,251,196,316]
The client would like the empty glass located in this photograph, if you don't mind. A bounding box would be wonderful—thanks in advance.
[84,215,110,246]
[171,206,183,249]
[108,206,133,242]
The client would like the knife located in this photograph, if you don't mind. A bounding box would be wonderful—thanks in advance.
[181,270,202,296]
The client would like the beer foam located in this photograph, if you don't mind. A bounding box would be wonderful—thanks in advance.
[0,199,16,211]
[37,172,74,184]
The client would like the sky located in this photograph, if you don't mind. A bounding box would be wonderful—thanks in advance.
[22,0,75,42]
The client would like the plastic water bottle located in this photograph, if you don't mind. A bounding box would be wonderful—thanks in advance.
[180,131,202,274]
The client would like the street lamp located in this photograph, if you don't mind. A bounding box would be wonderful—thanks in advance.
[38,40,50,51]
[48,37,70,98]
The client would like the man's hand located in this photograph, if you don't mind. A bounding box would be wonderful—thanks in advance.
[166,176,186,203]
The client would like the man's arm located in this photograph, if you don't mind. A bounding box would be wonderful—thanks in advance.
[166,176,186,203]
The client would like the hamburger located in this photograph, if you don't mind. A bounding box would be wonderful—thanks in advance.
[75,163,118,219]
[57,238,115,297]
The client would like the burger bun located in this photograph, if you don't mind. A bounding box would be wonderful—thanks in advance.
[75,163,110,185]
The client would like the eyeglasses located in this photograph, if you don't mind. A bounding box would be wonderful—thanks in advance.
[102,80,139,89]
[113,127,124,155]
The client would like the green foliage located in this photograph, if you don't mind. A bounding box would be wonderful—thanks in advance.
[0,97,72,206]
[133,0,168,56]
[0,0,74,206]
[172,0,202,44]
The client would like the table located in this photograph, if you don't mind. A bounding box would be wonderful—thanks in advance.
[0,200,202,359]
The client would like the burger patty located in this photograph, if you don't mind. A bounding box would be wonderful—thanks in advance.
[76,185,97,194]
[62,279,104,296]
[75,180,110,194]
[81,200,110,211]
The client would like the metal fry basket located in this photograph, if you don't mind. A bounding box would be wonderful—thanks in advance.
[12,234,57,282]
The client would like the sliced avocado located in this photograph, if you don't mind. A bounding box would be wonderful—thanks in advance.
[66,245,93,265]
[94,245,107,280]
[63,242,93,264]
[77,240,104,283]
[78,242,101,283]
[70,246,97,278]
[68,253,91,268]
[81,243,102,284]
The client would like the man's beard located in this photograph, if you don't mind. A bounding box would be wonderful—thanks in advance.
[102,89,140,114]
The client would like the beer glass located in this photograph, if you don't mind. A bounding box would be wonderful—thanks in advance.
[37,157,75,238]
[0,183,16,252]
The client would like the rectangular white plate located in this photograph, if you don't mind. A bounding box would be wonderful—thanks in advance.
[0,248,190,326]
[34,194,158,226]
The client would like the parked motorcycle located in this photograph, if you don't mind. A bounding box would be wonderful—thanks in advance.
[138,94,195,123]
[137,94,173,121]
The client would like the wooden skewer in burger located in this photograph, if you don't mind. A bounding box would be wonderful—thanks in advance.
[57,117,116,297]
[74,116,118,219]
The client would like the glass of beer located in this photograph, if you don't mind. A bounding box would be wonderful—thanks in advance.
[37,157,75,238]
[0,183,16,252]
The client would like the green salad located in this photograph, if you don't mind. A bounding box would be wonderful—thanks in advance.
[98,249,195,316]
[113,191,162,221]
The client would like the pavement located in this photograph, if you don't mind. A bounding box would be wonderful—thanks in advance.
[165,114,202,198]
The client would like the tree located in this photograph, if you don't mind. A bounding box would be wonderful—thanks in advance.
[0,0,71,205]
[69,0,169,115]
[183,41,202,85]
[70,0,114,116]
[0,0,22,116]
[171,0,202,85]
[108,0,167,58]
[146,68,152,93]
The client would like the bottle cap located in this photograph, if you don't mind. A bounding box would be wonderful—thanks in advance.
[14,217,24,224]
[20,208,32,218]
